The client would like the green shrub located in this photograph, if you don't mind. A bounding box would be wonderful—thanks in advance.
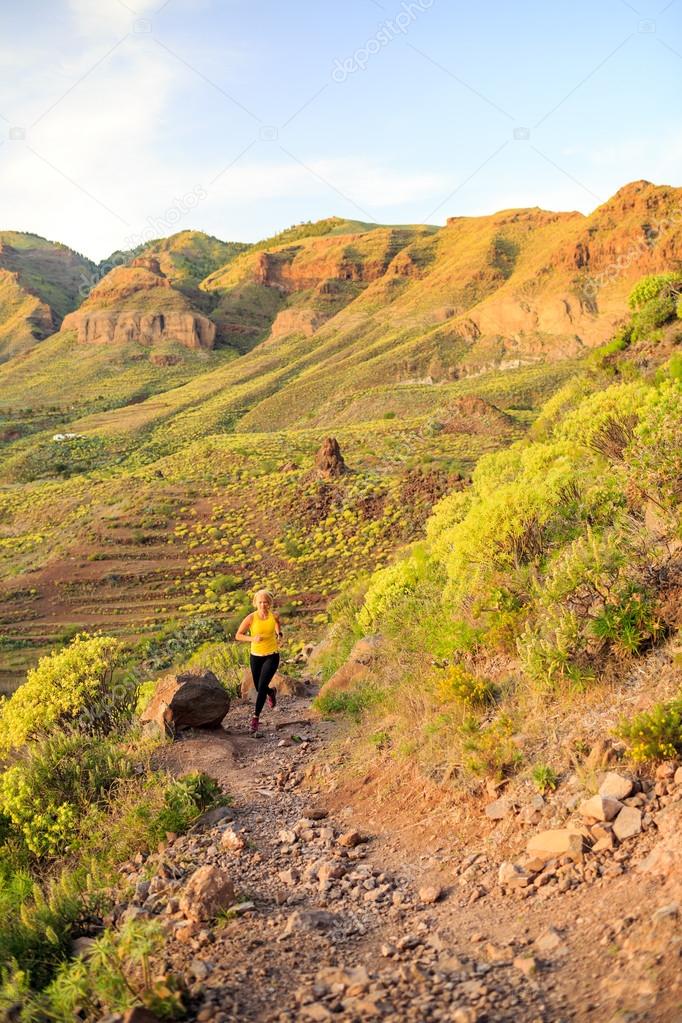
[459,713,523,780]
[591,585,661,655]
[314,682,383,721]
[137,616,226,672]
[0,634,125,755]
[531,763,559,793]
[631,293,677,342]
[617,696,682,762]
[624,380,682,510]
[0,733,128,858]
[436,665,496,706]
[0,865,85,994]
[187,641,247,697]
[24,919,187,1021]
[205,573,243,597]
[151,772,226,840]
[628,272,682,311]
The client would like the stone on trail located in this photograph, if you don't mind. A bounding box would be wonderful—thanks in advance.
[535,925,565,953]
[338,829,364,848]
[613,805,642,841]
[281,908,339,938]
[484,796,513,820]
[140,669,229,732]
[579,794,623,821]
[418,884,443,904]
[498,861,529,887]
[514,955,538,977]
[598,771,634,800]
[526,828,584,862]
[219,826,246,852]
[179,865,235,922]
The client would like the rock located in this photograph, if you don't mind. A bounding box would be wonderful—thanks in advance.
[579,794,623,821]
[418,885,443,904]
[514,955,538,977]
[498,862,530,890]
[301,1005,333,1022]
[675,767,682,787]
[654,801,682,836]
[278,829,297,845]
[278,868,300,885]
[190,806,233,831]
[317,636,384,699]
[281,909,338,937]
[613,806,642,842]
[315,437,347,477]
[140,669,229,731]
[302,806,328,821]
[338,829,364,848]
[655,760,678,780]
[348,634,384,665]
[451,1008,480,1023]
[485,797,513,820]
[220,826,246,852]
[179,866,235,922]
[526,829,584,862]
[638,841,677,877]
[535,926,565,953]
[318,861,345,884]
[599,772,634,800]
[63,263,217,351]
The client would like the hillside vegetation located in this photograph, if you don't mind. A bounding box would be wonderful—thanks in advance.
[313,273,682,792]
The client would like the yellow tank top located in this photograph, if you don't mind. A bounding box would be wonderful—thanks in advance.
[250,611,278,655]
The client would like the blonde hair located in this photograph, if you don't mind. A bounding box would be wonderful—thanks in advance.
[252,588,274,607]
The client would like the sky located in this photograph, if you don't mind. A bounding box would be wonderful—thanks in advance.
[0,0,680,260]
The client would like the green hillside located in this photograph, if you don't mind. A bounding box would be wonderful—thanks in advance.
[0,232,96,362]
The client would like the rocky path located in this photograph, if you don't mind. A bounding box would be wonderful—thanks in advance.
[113,690,682,1023]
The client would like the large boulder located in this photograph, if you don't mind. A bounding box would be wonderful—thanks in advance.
[140,669,229,732]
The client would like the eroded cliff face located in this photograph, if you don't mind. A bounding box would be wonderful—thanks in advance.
[62,264,216,350]
[69,310,216,348]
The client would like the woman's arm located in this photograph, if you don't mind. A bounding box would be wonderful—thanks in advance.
[235,613,254,643]
[274,612,283,639]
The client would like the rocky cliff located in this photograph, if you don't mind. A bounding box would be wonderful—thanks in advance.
[62,263,216,350]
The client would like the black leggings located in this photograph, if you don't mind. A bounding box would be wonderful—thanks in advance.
[250,652,280,717]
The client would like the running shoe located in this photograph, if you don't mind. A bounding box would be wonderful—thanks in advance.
[250,715,260,735]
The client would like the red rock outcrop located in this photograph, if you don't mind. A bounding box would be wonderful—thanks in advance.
[62,265,216,350]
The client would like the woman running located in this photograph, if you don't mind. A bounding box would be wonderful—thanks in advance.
[235,589,283,735]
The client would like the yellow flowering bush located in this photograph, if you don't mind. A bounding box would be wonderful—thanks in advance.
[0,634,124,755]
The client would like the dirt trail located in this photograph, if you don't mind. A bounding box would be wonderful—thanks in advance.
[140,689,682,1023]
